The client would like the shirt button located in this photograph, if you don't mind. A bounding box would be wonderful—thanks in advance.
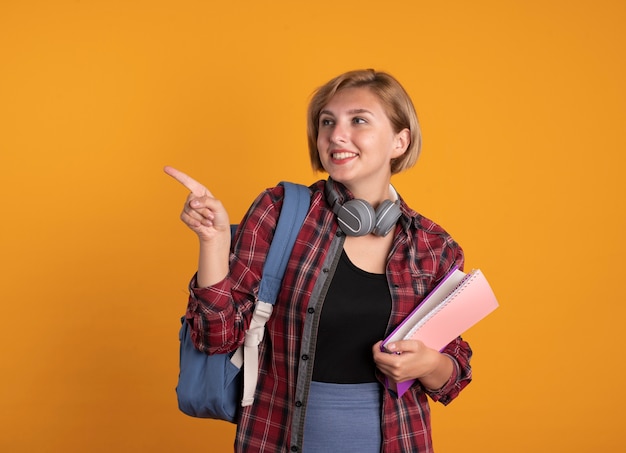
[302,354,309,361]
[295,401,303,407]
[307,307,315,314]
[322,268,329,273]
[290,446,299,452]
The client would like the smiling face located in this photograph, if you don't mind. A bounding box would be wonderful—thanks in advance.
[316,87,410,194]
[307,70,422,178]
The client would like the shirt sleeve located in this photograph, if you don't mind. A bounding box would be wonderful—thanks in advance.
[185,186,284,355]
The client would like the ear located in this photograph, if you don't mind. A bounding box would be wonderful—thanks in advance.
[392,128,411,158]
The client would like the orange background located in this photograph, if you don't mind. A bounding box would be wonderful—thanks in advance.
[1,0,625,451]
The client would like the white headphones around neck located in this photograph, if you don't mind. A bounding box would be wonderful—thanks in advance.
[324,179,402,237]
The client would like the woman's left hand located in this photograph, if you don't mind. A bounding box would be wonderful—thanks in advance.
[372,340,453,390]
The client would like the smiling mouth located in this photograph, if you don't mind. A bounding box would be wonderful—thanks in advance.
[331,151,358,160]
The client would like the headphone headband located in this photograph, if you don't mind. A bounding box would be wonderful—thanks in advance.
[324,179,401,237]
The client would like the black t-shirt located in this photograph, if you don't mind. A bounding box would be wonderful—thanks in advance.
[312,250,392,383]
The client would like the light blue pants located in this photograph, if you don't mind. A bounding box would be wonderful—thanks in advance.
[302,381,382,453]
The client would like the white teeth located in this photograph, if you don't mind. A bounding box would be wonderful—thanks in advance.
[332,152,356,160]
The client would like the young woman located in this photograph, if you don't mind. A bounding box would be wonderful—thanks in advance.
[166,69,472,453]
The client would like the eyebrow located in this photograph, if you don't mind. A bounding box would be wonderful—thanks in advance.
[319,108,374,116]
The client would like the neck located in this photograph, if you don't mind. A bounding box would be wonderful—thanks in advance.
[348,182,396,208]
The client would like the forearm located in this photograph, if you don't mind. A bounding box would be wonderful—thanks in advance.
[196,235,231,288]
[426,337,473,404]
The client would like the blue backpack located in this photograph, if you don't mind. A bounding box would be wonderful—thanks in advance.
[176,182,310,421]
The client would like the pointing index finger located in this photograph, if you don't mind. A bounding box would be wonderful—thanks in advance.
[163,166,211,197]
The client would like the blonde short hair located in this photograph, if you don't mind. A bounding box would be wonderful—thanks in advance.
[307,69,422,174]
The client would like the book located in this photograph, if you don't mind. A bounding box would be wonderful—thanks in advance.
[382,266,499,397]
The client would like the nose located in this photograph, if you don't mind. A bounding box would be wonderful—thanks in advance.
[330,122,348,144]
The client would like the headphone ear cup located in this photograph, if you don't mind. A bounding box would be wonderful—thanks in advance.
[337,199,376,237]
[373,200,402,237]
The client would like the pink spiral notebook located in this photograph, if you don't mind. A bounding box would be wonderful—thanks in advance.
[382,266,499,397]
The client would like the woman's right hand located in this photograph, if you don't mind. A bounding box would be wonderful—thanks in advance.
[164,166,231,242]
[165,166,231,287]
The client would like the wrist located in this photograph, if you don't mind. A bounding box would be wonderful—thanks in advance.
[420,352,453,391]
[198,232,231,250]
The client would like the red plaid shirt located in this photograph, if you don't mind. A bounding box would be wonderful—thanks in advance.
[187,180,472,452]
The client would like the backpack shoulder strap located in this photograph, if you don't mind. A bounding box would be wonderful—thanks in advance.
[257,182,311,304]
[232,182,310,407]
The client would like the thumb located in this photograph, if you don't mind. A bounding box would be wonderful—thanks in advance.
[385,340,420,354]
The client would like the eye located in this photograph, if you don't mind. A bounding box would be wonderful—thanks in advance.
[319,117,334,127]
[352,117,367,124]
